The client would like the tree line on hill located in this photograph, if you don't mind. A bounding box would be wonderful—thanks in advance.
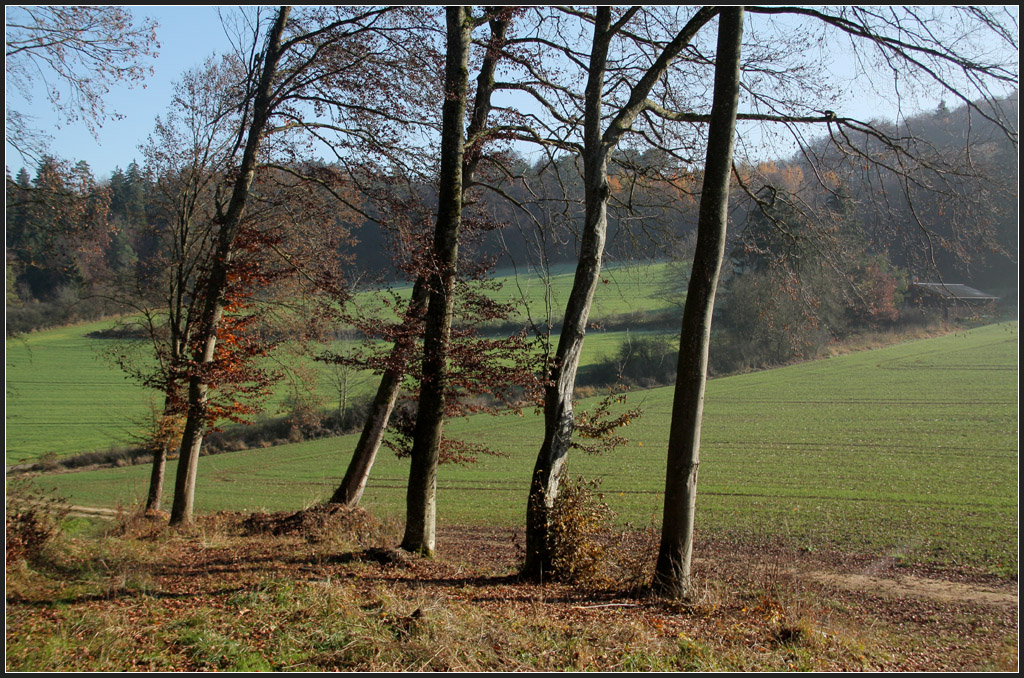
[8,93,1016,335]
[5,6,1017,598]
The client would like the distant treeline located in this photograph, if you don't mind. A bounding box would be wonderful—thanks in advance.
[6,93,1017,336]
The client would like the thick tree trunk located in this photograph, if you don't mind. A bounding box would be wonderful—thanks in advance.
[169,354,214,526]
[652,7,744,599]
[168,7,290,527]
[400,6,472,556]
[331,278,428,506]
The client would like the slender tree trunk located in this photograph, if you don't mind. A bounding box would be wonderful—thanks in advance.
[400,6,472,556]
[169,7,290,527]
[144,397,175,513]
[145,442,167,513]
[331,278,428,506]
[652,7,744,599]
[335,10,509,513]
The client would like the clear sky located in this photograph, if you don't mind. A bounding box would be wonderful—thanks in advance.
[5,6,1017,181]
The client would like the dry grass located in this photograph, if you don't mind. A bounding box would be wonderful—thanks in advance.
[6,507,1017,672]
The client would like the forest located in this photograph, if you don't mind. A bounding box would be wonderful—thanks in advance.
[5,6,1019,670]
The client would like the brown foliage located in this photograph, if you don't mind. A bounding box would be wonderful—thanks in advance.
[5,482,70,566]
[548,476,616,585]
[239,504,390,546]
[571,387,644,456]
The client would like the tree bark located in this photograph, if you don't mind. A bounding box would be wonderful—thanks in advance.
[169,7,290,527]
[331,278,428,506]
[652,7,744,599]
[400,6,473,556]
[523,7,613,578]
[144,396,174,513]
[145,442,167,513]
[336,9,509,514]
[522,5,720,580]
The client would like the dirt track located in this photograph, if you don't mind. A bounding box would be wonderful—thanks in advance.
[806,570,1017,608]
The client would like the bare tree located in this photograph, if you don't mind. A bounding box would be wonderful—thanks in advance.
[646,5,1018,598]
[5,6,159,162]
[516,6,721,579]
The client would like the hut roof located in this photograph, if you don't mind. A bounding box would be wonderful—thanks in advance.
[912,283,999,301]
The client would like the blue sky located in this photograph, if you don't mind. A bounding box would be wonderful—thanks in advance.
[6,6,231,177]
[5,7,1017,181]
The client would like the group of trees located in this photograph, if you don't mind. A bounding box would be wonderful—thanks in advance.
[6,6,1017,598]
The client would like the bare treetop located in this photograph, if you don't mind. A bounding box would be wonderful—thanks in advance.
[6,6,160,155]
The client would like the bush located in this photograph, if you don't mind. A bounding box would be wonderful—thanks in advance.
[548,476,616,585]
[711,270,840,374]
[6,481,70,566]
[582,334,678,388]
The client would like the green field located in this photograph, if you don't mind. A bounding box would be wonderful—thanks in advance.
[25,322,1019,573]
[485,260,679,322]
[5,263,677,463]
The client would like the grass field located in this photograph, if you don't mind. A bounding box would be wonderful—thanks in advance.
[29,322,1019,574]
[5,320,156,463]
[5,323,664,464]
[485,260,679,322]
[5,263,676,464]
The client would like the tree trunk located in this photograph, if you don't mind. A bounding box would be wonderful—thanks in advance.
[331,278,428,506]
[337,10,509,516]
[145,442,167,513]
[170,375,208,526]
[400,6,472,556]
[652,7,744,599]
[522,8,612,576]
[144,396,175,513]
[168,7,290,527]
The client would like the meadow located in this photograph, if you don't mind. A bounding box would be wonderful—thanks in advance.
[5,262,677,464]
[22,321,1019,574]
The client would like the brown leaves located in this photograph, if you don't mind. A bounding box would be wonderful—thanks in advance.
[571,387,644,456]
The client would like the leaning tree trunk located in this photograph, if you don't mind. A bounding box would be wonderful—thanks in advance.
[168,7,290,527]
[330,278,428,506]
[400,6,472,556]
[144,396,176,513]
[652,6,744,599]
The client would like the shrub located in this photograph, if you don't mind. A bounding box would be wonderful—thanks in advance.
[548,475,616,585]
[6,481,70,566]
[581,334,678,388]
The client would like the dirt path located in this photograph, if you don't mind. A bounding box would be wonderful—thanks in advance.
[806,570,1017,608]
[66,505,119,520]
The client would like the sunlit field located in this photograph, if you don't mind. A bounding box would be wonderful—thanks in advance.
[32,322,1018,574]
